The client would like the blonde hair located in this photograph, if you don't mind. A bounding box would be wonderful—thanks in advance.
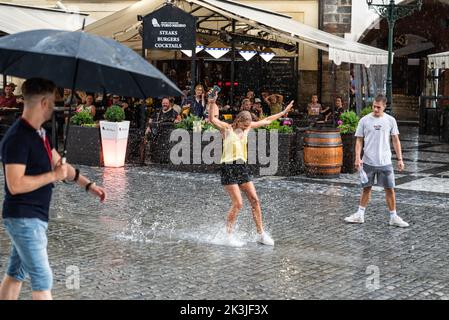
[195,84,204,92]
[232,111,252,129]
[241,98,251,106]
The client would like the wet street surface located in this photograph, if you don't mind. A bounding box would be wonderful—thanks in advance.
[0,126,448,300]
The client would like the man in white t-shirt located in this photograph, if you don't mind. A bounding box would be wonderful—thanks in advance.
[344,94,409,227]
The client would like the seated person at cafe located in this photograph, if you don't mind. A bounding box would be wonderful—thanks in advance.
[181,84,206,118]
[111,94,126,108]
[307,94,329,122]
[325,96,346,124]
[260,91,271,116]
[110,94,133,116]
[149,97,180,124]
[265,93,283,115]
[169,97,182,114]
[252,98,264,119]
[241,98,259,121]
[0,83,17,108]
[76,94,96,118]
[245,89,255,104]
[63,88,79,107]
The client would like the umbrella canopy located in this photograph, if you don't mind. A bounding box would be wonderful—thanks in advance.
[0,29,182,98]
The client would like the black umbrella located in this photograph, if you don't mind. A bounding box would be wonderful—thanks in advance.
[0,29,182,160]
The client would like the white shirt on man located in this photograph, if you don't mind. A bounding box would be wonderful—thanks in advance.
[355,113,399,167]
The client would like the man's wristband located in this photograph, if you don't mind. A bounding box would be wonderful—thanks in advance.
[85,182,95,192]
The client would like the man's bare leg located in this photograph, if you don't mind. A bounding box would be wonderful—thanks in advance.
[0,275,22,300]
[32,290,52,300]
[360,187,372,208]
[385,188,396,212]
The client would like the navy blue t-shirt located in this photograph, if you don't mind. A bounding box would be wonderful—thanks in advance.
[1,118,54,222]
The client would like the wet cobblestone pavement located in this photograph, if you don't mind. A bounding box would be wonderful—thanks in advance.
[0,127,449,300]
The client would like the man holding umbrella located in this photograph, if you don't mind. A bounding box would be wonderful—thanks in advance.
[0,28,181,299]
[0,78,107,300]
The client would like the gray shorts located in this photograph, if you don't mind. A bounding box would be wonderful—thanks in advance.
[362,163,395,189]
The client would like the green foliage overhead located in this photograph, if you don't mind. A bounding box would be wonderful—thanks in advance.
[70,110,94,126]
[104,105,125,122]
[338,111,360,134]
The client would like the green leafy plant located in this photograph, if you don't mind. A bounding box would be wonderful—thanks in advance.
[104,105,125,122]
[278,125,294,134]
[82,123,98,128]
[266,120,281,131]
[361,106,372,117]
[175,114,201,130]
[256,120,294,134]
[70,110,94,126]
[202,121,219,132]
[338,111,360,134]
[175,115,218,132]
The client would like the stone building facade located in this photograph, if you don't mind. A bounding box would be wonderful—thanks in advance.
[300,0,352,110]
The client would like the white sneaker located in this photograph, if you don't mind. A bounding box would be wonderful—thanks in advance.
[344,212,365,224]
[257,232,274,246]
[389,215,409,228]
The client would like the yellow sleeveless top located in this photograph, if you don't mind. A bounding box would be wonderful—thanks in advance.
[220,129,248,163]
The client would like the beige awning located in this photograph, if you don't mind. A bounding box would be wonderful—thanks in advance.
[428,51,449,69]
[85,0,388,66]
[0,2,95,34]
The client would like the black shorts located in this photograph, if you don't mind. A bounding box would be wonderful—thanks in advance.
[220,163,252,185]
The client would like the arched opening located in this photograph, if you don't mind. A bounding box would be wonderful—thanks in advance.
[359,0,449,120]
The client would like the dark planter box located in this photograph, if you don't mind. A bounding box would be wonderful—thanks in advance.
[146,126,304,177]
[126,128,146,164]
[424,108,440,135]
[252,131,300,176]
[442,110,449,142]
[66,125,102,166]
[147,123,177,164]
[341,133,356,174]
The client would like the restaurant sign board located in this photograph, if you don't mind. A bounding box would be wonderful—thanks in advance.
[143,4,196,50]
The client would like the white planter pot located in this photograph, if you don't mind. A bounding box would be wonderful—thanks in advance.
[100,120,130,167]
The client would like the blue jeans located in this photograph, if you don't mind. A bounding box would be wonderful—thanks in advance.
[3,218,53,291]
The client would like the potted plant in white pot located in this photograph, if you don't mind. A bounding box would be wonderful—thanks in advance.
[100,105,130,167]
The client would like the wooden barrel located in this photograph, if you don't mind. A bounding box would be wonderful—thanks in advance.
[303,128,343,178]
